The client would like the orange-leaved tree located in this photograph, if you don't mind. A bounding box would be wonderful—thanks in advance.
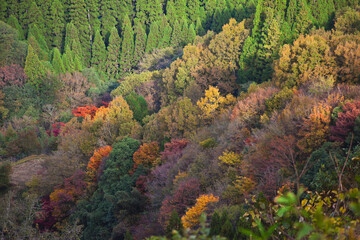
[298,102,331,153]
[86,145,113,183]
[132,142,160,173]
[181,194,219,229]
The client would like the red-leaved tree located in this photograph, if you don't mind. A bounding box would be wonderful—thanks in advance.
[331,100,360,142]
[0,64,26,88]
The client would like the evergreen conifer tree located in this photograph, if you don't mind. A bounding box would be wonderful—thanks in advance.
[48,0,65,49]
[71,39,85,68]
[166,1,177,26]
[293,0,313,37]
[68,0,90,65]
[7,15,25,40]
[74,55,83,71]
[221,218,234,239]
[100,0,118,40]
[24,44,45,89]
[133,21,147,65]
[159,24,172,48]
[173,0,187,20]
[187,0,200,22]
[52,47,65,74]
[62,45,75,73]
[166,210,183,238]
[187,23,196,44]
[24,1,45,36]
[170,20,181,47]
[64,22,79,51]
[86,0,100,37]
[28,23,49,53]
[145,21,161,53]
[195,17,206,36]
[209,212,221,236]
[135,0,148,25]
[286,0,297,25]
[91,29,107,72]
[106,27,122,79]
[179,18,189,45]
[148,0,162,24]
[119,16,134,76]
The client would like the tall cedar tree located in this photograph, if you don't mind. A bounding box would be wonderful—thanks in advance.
[7,15,25,40]
[86,0,100,38]
[166,1,177,26]
[64,22,79,51]
[180,18,189,45]
[145,21,161,53]
[187,0,200,22]
[52,47,65,74]
[106,27,122,79]
[120,16,134,77]
[91,30,106,72]
[187,23,196,44]
[71,39,85,69]
[173,0,187,20]
[24,1,45,36]
[135,0,148,25]
[159,24,172,48]
[171,20,181,47]
[28,23,49,54]
[62,45,75,73]
[48,0,65,49]
[195,17,206,36]
[18,0,31,24]
[148,0,162,24]
[27,34,48,62]
[67,0,90,65]
[100,0,117,40]
[24,44,45,89]
[133,21,147,66]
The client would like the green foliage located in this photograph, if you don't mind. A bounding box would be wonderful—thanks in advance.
[145,21,161,53]
[111,71,160,97]
[7,15,24,40]
[0,21,27,67]
[125,92,148,123]
[76,137,142,240]
[91,30,106,72]
[51,47,65,74]
[67,0,90,65]
[133,21,147,66]
[166,210,184,238]
[24,44,45,89]
[199,138,217,149]
[0,162,11,193]
[120,16,134,77]
[105,27,121,79]
[48,0,65,49]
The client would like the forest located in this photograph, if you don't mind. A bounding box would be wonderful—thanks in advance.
[0,0,360,239]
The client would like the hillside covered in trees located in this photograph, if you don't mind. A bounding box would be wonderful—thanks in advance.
[1,0,360,239]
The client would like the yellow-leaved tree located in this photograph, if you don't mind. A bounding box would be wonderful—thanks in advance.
[197,86,236,121]
[181,194,219,229]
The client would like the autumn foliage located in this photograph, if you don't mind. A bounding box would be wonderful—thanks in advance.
[181,194,219,229]
[298,102,332,153]
[72,105,99,119]
[132,142,160,173]
[330,100,360,142]
[86,145,113,183]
